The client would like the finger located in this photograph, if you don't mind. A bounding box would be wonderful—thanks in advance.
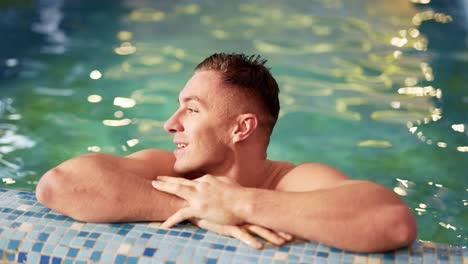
[229,226,263,249]
[151,180,193,199]
[277,231,294,241]
[194,220,262,249]
[243,224,285,246]
[161,208,194,228]
[156,176,196,186]
[192,219,226,234]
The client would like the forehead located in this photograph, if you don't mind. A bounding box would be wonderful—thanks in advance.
[179,70,227,104]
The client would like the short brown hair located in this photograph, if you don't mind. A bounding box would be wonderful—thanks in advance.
[195,53,280,136]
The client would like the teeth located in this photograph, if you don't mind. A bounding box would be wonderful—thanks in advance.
[177,144,187,148]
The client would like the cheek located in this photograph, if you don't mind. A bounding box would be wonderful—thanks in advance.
[198,128,232,154]
[189,116,235,148]
[214,122,235,145]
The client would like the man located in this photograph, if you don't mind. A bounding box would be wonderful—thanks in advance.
[36,53,416,252]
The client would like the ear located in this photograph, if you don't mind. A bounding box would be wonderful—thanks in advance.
[231,113,258,143]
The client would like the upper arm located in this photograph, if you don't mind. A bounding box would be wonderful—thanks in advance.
[47,149,177,181]
[275,162,352,192]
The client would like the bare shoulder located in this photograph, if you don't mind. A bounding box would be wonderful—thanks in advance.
[274,162,351,192]
[126,149,175,163]
[261,160,295,189]
[125,149,179,177]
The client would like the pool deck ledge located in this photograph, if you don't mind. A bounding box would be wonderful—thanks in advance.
[0,188,465,263]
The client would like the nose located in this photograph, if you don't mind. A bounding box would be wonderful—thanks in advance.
[164,109,183,134]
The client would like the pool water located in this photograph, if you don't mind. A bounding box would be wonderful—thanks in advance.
[0,0,466,245]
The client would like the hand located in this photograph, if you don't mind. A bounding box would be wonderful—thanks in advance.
[190,218,294,249]
[152,175,244,227]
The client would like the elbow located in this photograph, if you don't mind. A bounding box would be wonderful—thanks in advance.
[36,167,63,208]
[387,205,417,248]
[36,166,95,222]
[36,153,100,209]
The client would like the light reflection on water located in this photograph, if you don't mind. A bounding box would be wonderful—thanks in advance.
[0,0,466,245]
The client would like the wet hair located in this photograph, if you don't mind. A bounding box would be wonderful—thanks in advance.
[194,53,280,137]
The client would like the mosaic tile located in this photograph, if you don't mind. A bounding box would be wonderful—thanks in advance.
[0,188,465,263]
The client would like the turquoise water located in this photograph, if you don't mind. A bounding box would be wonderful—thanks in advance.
[0,0,466,245]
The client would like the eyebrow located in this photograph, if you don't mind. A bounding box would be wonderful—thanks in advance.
[177,96,206,107]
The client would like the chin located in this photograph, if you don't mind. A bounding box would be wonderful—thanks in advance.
[173,162,204,179]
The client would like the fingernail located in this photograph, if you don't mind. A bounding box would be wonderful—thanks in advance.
[151,181,158,187]
[248,241,262,249]
[280,232,292,240]
[276,238,285,245]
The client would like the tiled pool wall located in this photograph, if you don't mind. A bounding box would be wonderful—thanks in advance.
[0,188,465,263]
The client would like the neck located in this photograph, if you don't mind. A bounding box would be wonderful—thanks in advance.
[208,147,271,188]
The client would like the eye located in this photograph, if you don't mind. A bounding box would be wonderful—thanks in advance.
[187,108,198,113]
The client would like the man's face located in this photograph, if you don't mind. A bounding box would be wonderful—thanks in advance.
[164,70,237,175]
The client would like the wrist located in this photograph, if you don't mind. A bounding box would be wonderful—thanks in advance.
[231,187,256,222]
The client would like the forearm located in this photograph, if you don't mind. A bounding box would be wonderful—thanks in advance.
[235,181,416,252]
[36,154,184,222]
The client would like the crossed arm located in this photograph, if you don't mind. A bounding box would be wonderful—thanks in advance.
[36,150,416,253]
[35,150,290,245]
[152,163,417,253]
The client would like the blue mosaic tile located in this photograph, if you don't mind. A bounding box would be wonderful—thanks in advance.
[10,222,21,228]
[141,232,152,239]
[7,240,20,250]
[38,232,49,242]
[211,243,224,250]
[78,231,89,237]
[180,231,192,238]
[115,254,126,264]
[143,247,157,257]
[278,245,290,252]
[205,258,218,264]
[225,245,237,252]
[193,234,204,240]
[83,239,95,248]
[67,247,79,258]
[117,229,130,236]
[156,229,168,235]
[0,188,465,264]
[32,242,43,252]
[55,215,67,221]
[168,230,180,236]
[6,252,15,261]
[17,252,27,263]
[40,255,50,264]
[89,251,101,261]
